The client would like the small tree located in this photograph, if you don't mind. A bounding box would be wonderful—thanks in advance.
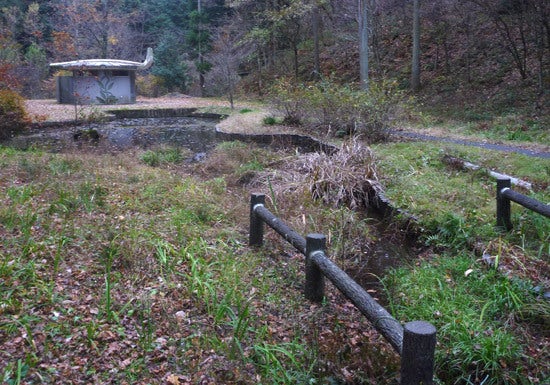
[207,23,253,108]
[21,42,48,98]
[0,89,29,139]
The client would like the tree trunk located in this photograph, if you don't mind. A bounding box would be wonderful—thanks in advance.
[101,0,109,58]
[465,13,472,83]
[358,0,369,91]
[198,0,204,96]
[312,4,321,79]
[411,0,421,91]
[257,54,263,96]
[293,44,299,79]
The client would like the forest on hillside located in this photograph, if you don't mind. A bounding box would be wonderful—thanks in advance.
[0,0,548,110]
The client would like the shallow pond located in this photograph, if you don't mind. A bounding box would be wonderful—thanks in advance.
[6,116,220,156]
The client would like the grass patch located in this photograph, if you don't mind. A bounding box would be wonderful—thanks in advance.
[374,141,549,384]
[139,146,186,167]
[1,144,375,384]
[383,254,540,384]
[411,101,549,147]
[372,142,549,249]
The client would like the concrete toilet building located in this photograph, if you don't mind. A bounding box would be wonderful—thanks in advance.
[50,48,153,105]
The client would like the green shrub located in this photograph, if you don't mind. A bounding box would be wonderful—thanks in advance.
[268,77,309,126]
[0,89,29,139]
[269,77,406,142]
[262,116,277,125]
[136,74,165,97]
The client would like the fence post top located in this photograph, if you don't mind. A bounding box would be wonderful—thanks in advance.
[250,193,266,206]
[306,233,326,241]
[404,320,436,336]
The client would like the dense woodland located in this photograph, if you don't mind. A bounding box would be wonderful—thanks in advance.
[0,0,548,111]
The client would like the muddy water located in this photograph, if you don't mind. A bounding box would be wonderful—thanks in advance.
[6,117,219,155]
[343,219,416,305]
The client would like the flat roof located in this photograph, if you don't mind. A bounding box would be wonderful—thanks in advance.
[50,48,153,72]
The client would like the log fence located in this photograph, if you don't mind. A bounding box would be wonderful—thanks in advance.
[496,178,550,230]
[249,193,436,385]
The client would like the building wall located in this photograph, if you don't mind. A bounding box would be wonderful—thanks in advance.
[56,71,136,104]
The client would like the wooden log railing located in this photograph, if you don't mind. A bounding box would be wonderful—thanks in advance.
[496,178,550,230]
[249,193,436,385]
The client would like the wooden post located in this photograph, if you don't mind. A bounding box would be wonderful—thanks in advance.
[250,193,265,246]
[400,321,436,385]
[496,178,512,230]
[305,234,326,302]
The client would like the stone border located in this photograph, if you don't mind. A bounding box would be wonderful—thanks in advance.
[215,127,339,155]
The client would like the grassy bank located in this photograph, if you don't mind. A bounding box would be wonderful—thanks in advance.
[373,142,549,384]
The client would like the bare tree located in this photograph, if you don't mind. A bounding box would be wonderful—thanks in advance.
[468,0,545,81]
[358,0,369,90]
[207,21,254,108]
[52,0,141,60]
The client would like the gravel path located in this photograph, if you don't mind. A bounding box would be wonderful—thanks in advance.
[392,131,550,159]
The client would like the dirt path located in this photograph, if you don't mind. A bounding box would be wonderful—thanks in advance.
[25,96,230,123]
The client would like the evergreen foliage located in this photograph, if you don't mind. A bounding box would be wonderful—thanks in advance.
[151,34,189,92]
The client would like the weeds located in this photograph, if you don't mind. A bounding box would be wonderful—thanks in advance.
[140,146,185,167]
[153,239,177,278]
[135,296,155,352]
[373,141,549,383]
[382,255,534,384]
[1,359,29,385]
[251,341,316,384]
[303,138,381,209]
[100,238,118,322]
[262,115,278,125]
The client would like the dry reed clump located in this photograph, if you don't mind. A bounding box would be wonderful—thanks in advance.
[305,139,382,209]
[250,139,383,211]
